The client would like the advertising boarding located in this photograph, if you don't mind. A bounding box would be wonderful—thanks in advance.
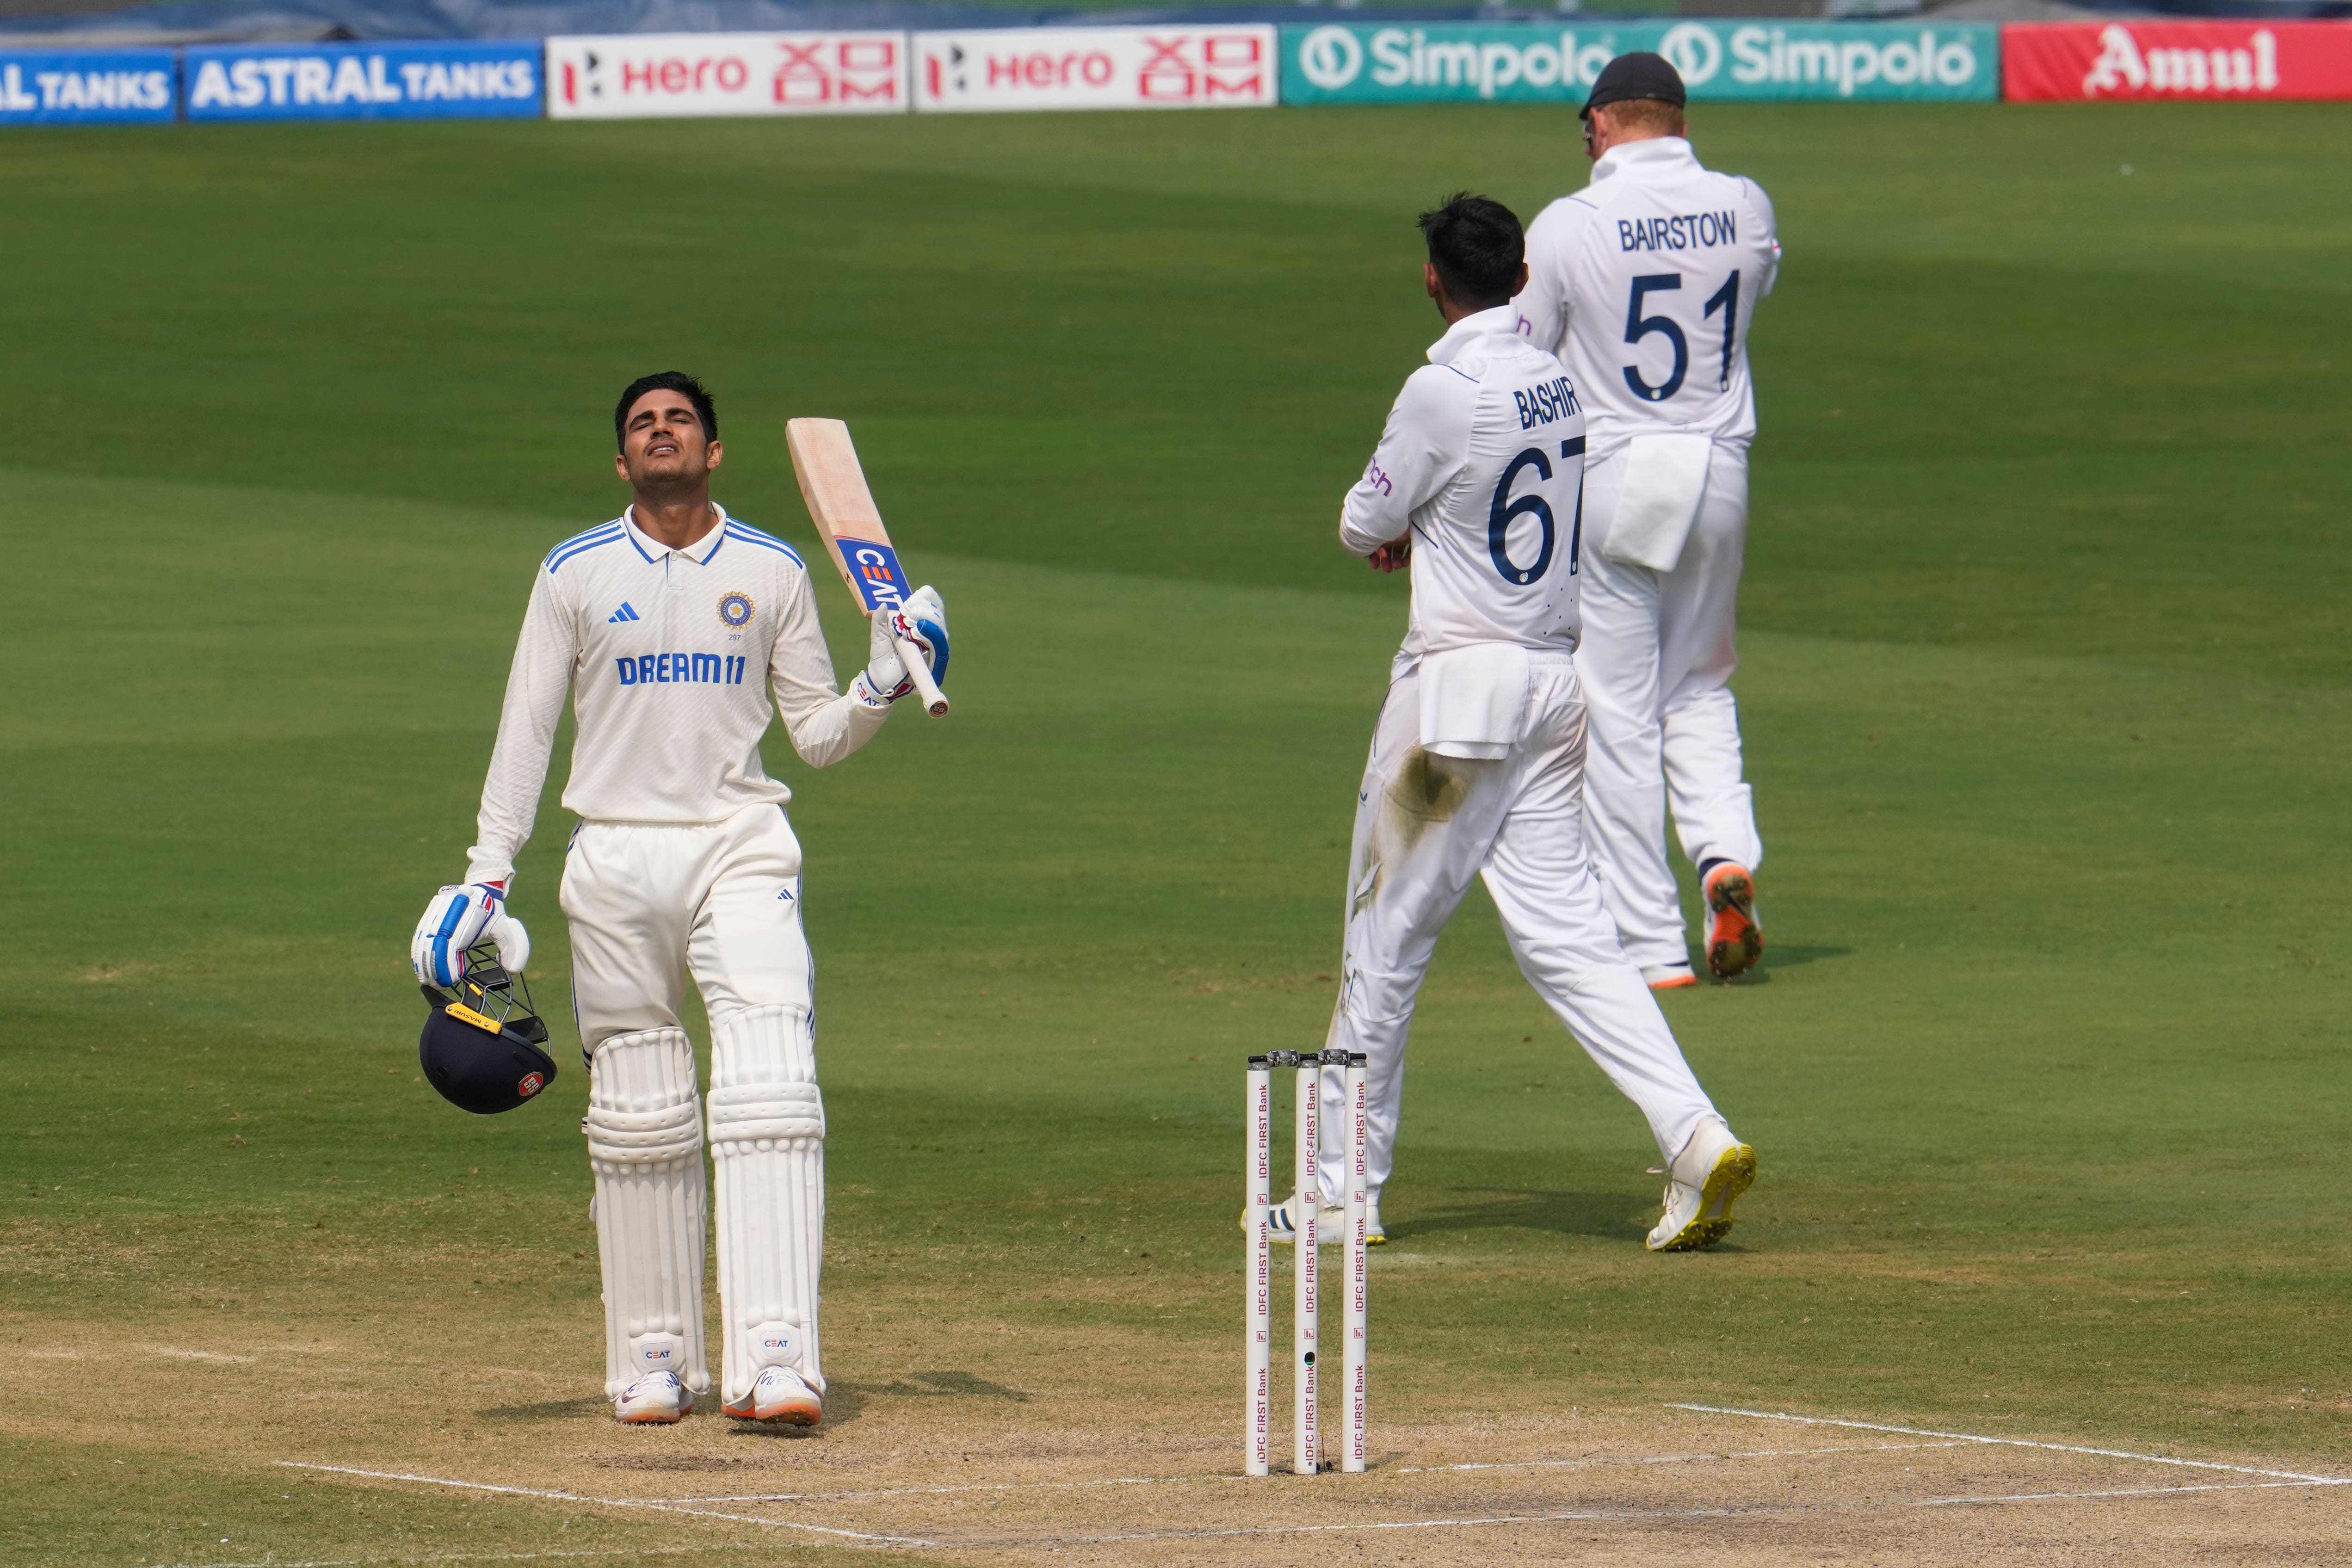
[2002,21,2352,101]
[1282,20,1997,105]
[184,40,541,120]
[546,33,906,117]
[913,26,1275,111]
[0,48,173,124]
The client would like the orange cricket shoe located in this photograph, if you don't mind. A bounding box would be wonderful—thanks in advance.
[1701,863,1763,980]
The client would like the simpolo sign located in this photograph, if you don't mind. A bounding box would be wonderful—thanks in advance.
[1282,20,1997,105]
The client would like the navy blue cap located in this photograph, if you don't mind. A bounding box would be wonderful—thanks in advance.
[1580,51,1687,119]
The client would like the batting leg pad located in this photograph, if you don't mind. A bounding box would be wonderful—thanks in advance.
[586,1027,710,1399]
[709,1004,827,1403]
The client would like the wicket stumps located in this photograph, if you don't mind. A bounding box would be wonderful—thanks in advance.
[1246,1048,1368,1476]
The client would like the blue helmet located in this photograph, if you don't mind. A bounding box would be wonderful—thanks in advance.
[418,944,557,1115]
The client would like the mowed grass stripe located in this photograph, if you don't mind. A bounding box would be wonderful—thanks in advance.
[1,103,2348,1565]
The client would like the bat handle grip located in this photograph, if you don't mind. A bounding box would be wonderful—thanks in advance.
[894,634,951,718]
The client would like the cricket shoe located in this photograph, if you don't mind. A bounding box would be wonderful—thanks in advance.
[722,1366,823,1427]
[1364,1194,1386,1247]
[615,1371,692,1424]
[1646,1119,1757,1253]
[1247,1191,1346,1246]
[1701,863,1763,980]
[1642,963,1699,990]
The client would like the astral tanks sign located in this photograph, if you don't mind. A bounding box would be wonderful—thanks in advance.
[185,41,542,120]
[1282,20,1997,104]
[0,49,173,124]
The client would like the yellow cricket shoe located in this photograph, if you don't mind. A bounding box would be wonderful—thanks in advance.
[1646,1121,1757,1253]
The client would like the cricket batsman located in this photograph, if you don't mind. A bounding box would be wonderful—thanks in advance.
[408,372,949,1426]
[1514,53,1781,987]
[1282,196,1754,1254]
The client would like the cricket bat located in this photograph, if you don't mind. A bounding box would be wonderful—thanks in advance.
[784,417,951,719]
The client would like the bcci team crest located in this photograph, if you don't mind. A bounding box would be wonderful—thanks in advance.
[718,591,755,629]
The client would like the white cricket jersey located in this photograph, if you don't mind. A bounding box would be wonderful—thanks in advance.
[1340,304,1588,661]
[1514,138,1779,461]
[464,505,888,887]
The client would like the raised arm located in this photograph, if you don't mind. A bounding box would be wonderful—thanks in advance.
[767,568,895,769]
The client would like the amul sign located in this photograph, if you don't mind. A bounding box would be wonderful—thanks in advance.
[913,26,1275,111]
[1283,21,1995,104]
[2002,21,2352,101]
[545,33,906,117]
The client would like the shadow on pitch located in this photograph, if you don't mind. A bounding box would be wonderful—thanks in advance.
[724,1370,1031,1438]
[1389,1187,1650,1243]
[1740,944,1851,975]
[475,1396,610,1421]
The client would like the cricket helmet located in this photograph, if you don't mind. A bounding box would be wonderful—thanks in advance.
[418,943,557,1115]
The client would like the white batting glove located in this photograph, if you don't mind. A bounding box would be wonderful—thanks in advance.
[412,881,531,987]
[857,586,949,705]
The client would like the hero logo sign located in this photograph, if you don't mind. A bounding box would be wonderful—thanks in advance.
[914,26,1275,111]
[1139,32,1267,101]
[2001,21,2352,102]
[546,32,905,118]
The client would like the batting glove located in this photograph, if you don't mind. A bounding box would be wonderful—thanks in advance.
[857,585,950,705]
[412,881,531,987]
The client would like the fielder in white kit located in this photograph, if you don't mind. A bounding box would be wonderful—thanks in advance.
[408,372,949,1426]
[1514,53,1779,987]
[1284,196,1755,1255]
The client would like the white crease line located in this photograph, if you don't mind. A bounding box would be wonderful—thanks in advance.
[147,1545,797,1568]
[1920,1480,2351,1507]
[1667,1403,2352,1486]
[877,1479,2350,1549]
[272,1463,938,1549]
[281,1457,2349,1555]
[661,1441,1948,1504]
[653,1440,1962,1504]
[1394,1439,1969,1478]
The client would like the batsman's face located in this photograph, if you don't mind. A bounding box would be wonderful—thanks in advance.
[615,393,722,488]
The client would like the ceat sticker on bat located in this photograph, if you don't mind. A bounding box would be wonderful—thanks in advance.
[847,541,911,614]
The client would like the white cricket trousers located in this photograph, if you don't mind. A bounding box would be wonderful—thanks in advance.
[1315,654,1722,1206]
[562,802,827,1406]
[1575,440,1764,971]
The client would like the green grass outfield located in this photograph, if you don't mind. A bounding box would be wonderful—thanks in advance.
[3,102,2349,1564]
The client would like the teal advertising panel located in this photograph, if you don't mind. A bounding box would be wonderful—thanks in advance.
[1280,20,1998,105]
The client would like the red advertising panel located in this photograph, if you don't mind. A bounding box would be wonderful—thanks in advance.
[2004,20,2352,101]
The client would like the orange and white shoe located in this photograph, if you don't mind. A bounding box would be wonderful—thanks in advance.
[1642,963,1699,990]
[722,1365,823,1427]
[615,1371,691,1424]
[1701,863,1762,980]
